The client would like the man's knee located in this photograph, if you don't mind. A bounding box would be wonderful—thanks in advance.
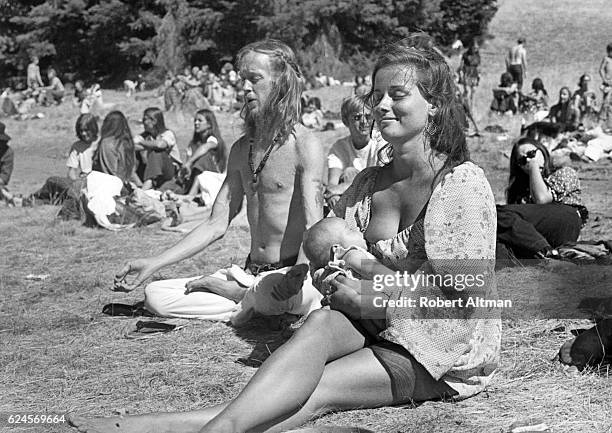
[143,281,174,317]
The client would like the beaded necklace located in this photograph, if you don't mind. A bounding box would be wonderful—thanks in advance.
[248,132,282,189]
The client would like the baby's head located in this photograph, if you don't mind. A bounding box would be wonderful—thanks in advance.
[303,217,366,270]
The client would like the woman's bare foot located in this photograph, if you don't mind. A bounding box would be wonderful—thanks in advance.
[68,412,212,433]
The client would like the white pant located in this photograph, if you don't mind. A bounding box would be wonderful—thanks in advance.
[144,275,237,321]
[144,266,323,323]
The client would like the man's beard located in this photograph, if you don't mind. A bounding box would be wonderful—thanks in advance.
[244,97,280,140]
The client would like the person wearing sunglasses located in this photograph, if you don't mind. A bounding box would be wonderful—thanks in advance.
[496,137,588,263]
[325,95,385,208]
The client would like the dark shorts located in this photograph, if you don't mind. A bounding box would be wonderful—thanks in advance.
[350,319,458,404]
[507,64,524,89]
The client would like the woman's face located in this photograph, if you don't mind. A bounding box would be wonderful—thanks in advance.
[143,113,156,133]
[517,143,545,174]
[194,113,210,133]
[347,108,372,145]
[79,128,95,144]
[371,65,429,144]
[559,88,570,102]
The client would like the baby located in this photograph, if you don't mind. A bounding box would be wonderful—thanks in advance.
[303,217,388,337]
[303,217,380,304]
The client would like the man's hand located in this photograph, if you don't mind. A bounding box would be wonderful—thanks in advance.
[113,258,159,292]
[271,264,309,301]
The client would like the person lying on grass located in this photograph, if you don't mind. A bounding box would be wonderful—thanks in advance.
[70,33,501,433]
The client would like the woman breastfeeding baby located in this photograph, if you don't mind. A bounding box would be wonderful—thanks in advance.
[69,34,501,433]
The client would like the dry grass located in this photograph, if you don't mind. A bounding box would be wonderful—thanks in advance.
[2,0,612,432]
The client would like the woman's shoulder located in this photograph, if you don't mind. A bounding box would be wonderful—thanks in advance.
[429,161,495,211]
[439,161,489,187]
[549,166,579,183]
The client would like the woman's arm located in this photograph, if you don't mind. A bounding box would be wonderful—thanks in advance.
[67,167,80,181]
[184,139,218,168]
[138,136,169,151]
[527,162,553,204]
[326,167,343,188]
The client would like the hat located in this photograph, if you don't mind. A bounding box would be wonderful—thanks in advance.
[0,122,10,142]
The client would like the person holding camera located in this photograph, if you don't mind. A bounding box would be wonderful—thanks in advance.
[496,137,587,262]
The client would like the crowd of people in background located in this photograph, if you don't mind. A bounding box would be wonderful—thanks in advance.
[488,40,612,133]
[0,33,610,432]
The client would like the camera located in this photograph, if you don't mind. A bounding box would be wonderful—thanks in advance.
[518,149,537,166]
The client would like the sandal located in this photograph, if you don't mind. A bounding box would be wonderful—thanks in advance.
[102,301,155,317]
[123,319,188,340]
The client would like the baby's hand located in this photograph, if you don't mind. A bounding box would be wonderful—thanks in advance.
[341,249,370,273]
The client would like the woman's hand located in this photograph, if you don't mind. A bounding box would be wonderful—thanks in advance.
[113,258,161,292]
[179,164,192,181]
[525,158,544,175]
[327,275,362,318]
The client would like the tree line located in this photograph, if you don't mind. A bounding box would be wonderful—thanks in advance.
[0,0,498,87]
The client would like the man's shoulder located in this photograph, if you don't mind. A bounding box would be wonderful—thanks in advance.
[330,136,352,155]
[227,135,249,163]
[294,124,324,159]
[294,124,321,148]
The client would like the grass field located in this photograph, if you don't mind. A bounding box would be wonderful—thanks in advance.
[2,0,612,432]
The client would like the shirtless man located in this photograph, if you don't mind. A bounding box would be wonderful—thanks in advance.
[26,56,44,90]
[599,43,612,125]
[506,38,527,91]
[114,39,326,318]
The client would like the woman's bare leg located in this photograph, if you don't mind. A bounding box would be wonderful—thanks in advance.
[199,309,368,433]
[69,404,228,433]
[69,309,366,433]
[251,346,396,432]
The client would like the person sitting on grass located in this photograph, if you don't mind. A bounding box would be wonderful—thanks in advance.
[547,87,580,132]
[178,108,228,197]
[92,110,140,185]
[573,74,598,123]
[496,137,588,263]
[0,122,15,204]
[133,107,182,191]
[24,113,99,208]
[301,96,324,129]
[325,95,382,208]
[112,39,325,322]
[69,33,500,433]
[42,68,65,106]
[490,72,518,115]
[521,78,549,121]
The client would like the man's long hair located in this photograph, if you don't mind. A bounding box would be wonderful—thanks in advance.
[236,39,304,142]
